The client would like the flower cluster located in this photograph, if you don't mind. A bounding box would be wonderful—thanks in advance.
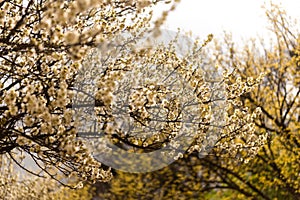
[0,0,174,188]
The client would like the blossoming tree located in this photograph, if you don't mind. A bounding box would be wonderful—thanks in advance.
[0,0,266,197]
[95,4,300,200]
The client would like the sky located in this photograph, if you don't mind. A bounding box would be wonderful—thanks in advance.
[155,0,300,41]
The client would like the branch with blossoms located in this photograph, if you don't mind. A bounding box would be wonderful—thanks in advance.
[0,0,179,186]
[75,30,267,167]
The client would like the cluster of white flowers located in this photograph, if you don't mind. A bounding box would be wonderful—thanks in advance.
[0,0,269,190]
[4,90,18,116]
[0,0,163,186]
[95,71,120,107]
[216,101,267,162]
[225,75,262,99]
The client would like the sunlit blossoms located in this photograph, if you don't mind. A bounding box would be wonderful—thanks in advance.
[74,28,267,173]
[0,0,177,187]
[1,0,268,198]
